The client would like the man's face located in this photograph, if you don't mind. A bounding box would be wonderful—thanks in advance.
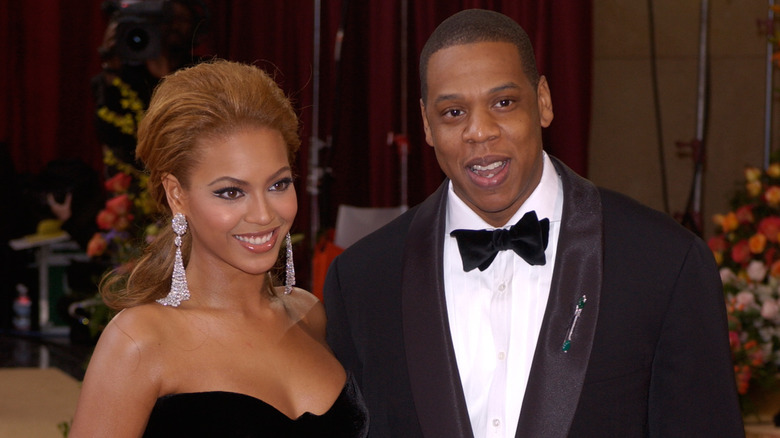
[421,41,553,227]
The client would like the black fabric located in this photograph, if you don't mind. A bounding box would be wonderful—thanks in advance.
[324,157,744,437]
[143,373,369,437]
[450,210,550,271]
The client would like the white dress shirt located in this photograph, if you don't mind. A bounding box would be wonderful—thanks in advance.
[443,152,563,438]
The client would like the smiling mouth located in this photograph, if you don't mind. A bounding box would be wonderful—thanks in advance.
[469,160,506,179]
[234,232,273,245]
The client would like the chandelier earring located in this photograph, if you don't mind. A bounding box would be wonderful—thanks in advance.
[157,213,191,306]
[284,232,295,295]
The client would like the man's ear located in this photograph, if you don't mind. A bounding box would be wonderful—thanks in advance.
[537,75,554,128]
[162,173,186,214]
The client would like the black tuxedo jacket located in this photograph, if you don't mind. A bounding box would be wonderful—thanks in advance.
[324,157,744,437]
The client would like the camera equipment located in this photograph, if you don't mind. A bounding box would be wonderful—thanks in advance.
[114,0,167,65]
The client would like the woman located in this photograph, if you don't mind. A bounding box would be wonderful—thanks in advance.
[71,60,368,437]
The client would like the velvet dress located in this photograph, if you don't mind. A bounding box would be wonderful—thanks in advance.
[143,372,368,437]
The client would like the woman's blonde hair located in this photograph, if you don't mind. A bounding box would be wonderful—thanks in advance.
[101,59,300,309]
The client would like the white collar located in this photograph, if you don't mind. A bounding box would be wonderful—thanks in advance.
[446,151,561,233]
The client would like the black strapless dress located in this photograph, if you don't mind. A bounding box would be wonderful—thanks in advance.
[143,373,369,437]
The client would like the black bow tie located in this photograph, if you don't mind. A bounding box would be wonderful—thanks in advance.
[450,211,550,272]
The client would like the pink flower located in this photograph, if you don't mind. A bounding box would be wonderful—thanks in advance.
[735,290,756,307]
[720,268,737,284]
[761,300,780,319]
[746,260,767,282]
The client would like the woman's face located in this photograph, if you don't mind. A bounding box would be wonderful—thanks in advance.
[175,126,297,277]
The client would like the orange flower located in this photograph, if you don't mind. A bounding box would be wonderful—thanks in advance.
[749,233,767,254]
[106,194,133,216]
[769,163,780,178]
[766,186,780,207]
[86,233,108,257]
[735,365,751,395]
[104,172,132,193]
[113,214,133,232]
[96,209,118,230]
[747,180,763,198]
[770,260,780,278]
[716,212,739,233]
[745,166,762,182]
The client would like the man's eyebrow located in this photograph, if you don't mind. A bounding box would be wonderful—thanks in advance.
[433,93,461,105]
[432,82,521,105]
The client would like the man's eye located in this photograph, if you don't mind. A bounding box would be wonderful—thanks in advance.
[445,109,463,117]
[496,99,513,108]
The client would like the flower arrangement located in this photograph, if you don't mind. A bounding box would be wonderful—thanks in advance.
[86,149,159,270]
[708,160,780,407]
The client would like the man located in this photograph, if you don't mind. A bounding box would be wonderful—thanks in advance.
[324,9,743,437]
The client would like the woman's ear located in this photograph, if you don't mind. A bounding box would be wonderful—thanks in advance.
[162,173,186,214]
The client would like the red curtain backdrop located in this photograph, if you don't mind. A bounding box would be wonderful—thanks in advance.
[1,0,592,288]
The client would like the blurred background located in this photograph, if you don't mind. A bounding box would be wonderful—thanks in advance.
[0,0,775,329]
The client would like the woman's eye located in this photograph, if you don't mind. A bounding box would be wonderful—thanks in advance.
[270,177,293,192]
[214,187,244,200]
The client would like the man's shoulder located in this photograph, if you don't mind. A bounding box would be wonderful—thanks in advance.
[595,187,702,248]
[339,205,418,259]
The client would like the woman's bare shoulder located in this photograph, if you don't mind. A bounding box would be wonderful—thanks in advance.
[94,304,172,359]
[280,287,327,341]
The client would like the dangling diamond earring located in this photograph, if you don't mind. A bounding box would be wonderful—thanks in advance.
[284,232,295,295]
[157,213,191,306]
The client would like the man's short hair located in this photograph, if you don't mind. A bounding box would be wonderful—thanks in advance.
[419,9,539,103]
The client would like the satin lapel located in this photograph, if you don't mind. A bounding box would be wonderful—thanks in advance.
[402,181,473,438]
[515,158,603,437]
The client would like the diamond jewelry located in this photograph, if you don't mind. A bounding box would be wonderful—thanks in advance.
[284,232,295,295]
[157,213,191,306]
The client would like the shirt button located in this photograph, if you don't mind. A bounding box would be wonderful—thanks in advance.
[497,352,506,360]
[493,418,501,427]
[498,283,506,291]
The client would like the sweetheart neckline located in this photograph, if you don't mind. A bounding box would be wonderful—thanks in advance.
[154,374,353,422]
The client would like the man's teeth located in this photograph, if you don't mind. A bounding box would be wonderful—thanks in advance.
[470,161,505,177]
[235,234,272,245]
